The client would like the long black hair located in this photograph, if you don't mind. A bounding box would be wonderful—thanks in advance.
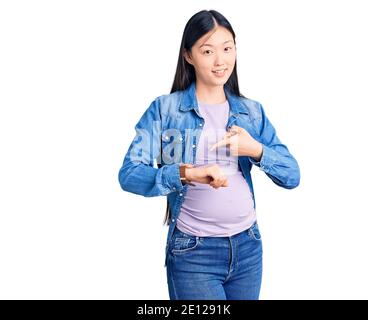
[170,9,245,96]
[163,9,246,225]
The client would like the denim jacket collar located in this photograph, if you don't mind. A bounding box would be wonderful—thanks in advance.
[179,81,249,115]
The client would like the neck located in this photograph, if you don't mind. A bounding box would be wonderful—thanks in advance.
[195,80,227,105]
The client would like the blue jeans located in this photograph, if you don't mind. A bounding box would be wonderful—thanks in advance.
[166,221,263,300]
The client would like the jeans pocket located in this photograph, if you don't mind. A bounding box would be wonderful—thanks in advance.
[170,227,201,255]
[248,221,262,241]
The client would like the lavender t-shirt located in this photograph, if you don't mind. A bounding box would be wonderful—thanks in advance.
[176,100,257,237]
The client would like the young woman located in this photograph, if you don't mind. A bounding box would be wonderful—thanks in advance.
[118,9,300,300]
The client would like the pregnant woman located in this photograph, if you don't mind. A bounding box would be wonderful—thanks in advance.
[118,9,300,300]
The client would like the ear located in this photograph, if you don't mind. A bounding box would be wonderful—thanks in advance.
[183,49,193,65]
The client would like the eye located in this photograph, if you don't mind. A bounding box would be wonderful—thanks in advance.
[203,50,213,55]
[225,47,233,52]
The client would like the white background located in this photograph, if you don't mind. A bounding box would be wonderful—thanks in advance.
[1,0,367,299]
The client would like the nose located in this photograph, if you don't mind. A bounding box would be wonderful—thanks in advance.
[214,52,226,67]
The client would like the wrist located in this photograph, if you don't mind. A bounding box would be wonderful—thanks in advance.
[185,168,195,181]
[179,164,195,185]
[251,142,263,161]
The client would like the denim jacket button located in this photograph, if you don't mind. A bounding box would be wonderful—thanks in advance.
[179,193,183,196]
[171,218,175,222]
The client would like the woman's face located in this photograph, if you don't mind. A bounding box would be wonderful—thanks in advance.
[184,26,237,87]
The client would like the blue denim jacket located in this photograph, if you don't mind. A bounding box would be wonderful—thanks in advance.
[118,81,300,267]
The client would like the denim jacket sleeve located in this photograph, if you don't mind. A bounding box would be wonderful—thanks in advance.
[248,103,300,189]
[118,98,184,197]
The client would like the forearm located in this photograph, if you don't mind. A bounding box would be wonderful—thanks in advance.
[249,144,300,189]
[118,162,183,196]
[249,141,263,162]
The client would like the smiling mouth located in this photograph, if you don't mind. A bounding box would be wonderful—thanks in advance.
[212,69,227,75]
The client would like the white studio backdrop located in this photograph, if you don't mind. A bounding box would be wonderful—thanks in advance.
[0,0,367,299]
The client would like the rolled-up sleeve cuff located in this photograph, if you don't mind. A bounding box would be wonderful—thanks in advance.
[249,145,276,172]
[162,163,184,193]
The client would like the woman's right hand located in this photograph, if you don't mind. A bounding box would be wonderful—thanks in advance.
[185,164,229,189]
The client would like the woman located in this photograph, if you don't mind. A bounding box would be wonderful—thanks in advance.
[118,9,300,300]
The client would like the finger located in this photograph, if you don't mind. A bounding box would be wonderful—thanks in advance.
[221,178,229,187]
[210,128,240,151]
[211,175,227,188]
[210,178,221,188]
[225,131,235,137]
[209,137,230,151]
[229,125,242,133]
[219,177,228,187]
[211,179,227,188]
[227,130,238,138]
[203,176,213,184]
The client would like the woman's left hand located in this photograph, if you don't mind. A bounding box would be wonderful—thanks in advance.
[210,125,263,161]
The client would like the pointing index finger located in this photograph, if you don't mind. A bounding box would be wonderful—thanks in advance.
[210,138,227,151]
[210,131,238,151]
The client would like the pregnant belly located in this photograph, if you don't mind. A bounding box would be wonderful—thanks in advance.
[180,170,254,223]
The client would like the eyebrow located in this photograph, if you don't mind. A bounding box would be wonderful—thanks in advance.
[199,40,234,48]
